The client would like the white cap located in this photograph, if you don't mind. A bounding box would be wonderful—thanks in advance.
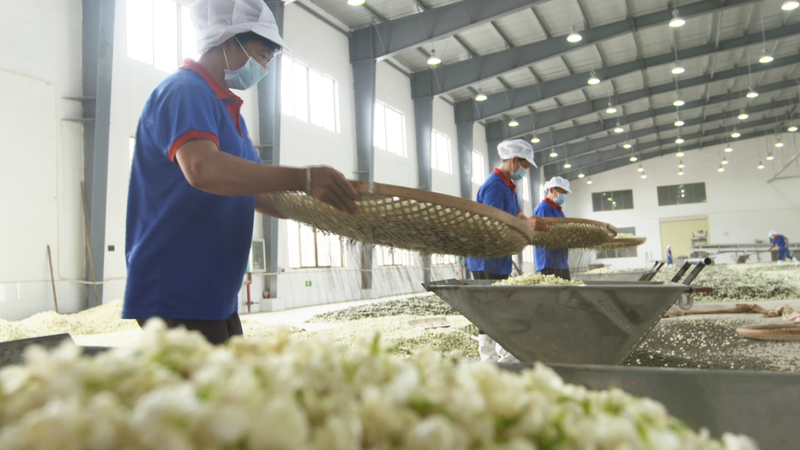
[497,139,537,167]
[191,0,290,55]
[544,176,572,193]
[769,231,777,237]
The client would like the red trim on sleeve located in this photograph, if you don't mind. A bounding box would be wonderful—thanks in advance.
[169,130,220,164]
[544,198,563,212]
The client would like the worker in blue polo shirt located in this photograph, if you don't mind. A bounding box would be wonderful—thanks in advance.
[534,176,573,280]
[768,231,800,265]
[123,0,359,345]
[465,139,546,362]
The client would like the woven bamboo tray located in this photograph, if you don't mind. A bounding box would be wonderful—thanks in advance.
[272,181,535,258]
[272,182,618,256]
[594,237,647,250]
[531,217,617,248]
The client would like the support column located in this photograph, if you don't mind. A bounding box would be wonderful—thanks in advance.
[351,51,377,290]
[414,96,434,191]
[456,121,473,200]
[258,0,284,299]
[82,0,115,307]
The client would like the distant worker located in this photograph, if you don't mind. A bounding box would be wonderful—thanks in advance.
[533,176,572,280]
[667,245,673,266]
[465,139,547,362]
[768,231,800,265]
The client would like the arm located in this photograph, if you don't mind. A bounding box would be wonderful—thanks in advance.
[255,193,287,219]
[175,139,359,214]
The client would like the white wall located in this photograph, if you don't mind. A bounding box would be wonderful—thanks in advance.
[0,0,86,319]
[568,134,800,270]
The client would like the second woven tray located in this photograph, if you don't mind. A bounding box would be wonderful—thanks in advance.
[531,217,618,248]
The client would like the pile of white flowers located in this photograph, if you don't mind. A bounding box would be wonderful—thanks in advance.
[494,273,585,286]
[584,267,619,274]
[0,320,757,450]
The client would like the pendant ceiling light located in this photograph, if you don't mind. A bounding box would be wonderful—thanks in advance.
[721,157,729,165]
[671,61,685,74]
[587,71,601,85]
[623,142,632,149]
[578,172,585,178]
[788,125,798,132]
[678,160,685,168]
[567,27,583,43]
[673,97,685,106]
[783,1,800,11]
[669,9,686,27]
[678,169,685,175]
[347,0,366,5]
[724,145,733,153]
[630,154,638,162]
[475,91,487,101]
[637,164,644,172]
[606,102,617,114]
[767,153,775,160]
[427,49,441,65]
[508,117,519,127]
[738,109,749,120]
[586,177,593,184]
[675,136,685,144]
[549,150,558,158]
[775,139,784,148]
[717,165,725,172]
[757,161,765,169]
[731,129,741,138]
[531,135,540,143]
[677,150,685,157]
[674,117,685,127]
[759,49,774,64]
[746,87,759,98]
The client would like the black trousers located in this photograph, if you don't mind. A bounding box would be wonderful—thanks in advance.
[137,312,243,345]
[539,268,571,280]
[468,271,509,335]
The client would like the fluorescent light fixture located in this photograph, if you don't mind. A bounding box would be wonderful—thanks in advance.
[347,0,366,5]
[671,61,685,74]
[669,10,686,27]
[427,50,441,65]
[567,28,583,43]
[759,49,774,63]
[587,71,600,85]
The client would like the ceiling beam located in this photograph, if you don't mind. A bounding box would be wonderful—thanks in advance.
[454,20,799,122]
[350,0,550,62]
[542,97,799,169]
[480,52,800,139]
[524,79,799,152]
[411,0,764,98]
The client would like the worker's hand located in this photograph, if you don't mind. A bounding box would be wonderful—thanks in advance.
[308,166,360,215]
[526,215,550,232]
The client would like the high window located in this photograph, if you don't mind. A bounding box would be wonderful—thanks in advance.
[281,56,338,132]
[373,102,406,157]
[287,221,344,268]
[432,254,458,265]
[471,150,486,184]
[521,176,530,202]
[376,246,412,266]
[597,227,638,259]
[126,0,199,73]
[431,130,452,173]
[592,190,634,211]
[657,183,707,206]
[523,245,534,263]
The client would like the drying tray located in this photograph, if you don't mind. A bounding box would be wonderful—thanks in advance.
[272,181,534,258]
[594,237,647,250]
[272,182,617,257]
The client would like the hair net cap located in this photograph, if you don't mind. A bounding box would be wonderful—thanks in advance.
[544,176,572,193]
[769,231,777,237]
[497,139,537,168]
[191,0,290,54]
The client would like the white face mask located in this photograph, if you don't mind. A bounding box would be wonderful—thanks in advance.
[223,37,268,90]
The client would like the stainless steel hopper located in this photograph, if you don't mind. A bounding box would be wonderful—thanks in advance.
[424,279,694,365]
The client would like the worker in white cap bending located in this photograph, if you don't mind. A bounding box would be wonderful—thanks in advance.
[534,176,573,280]
[124,0,359,345]
[465,139,547,362]
[768,231,800,265]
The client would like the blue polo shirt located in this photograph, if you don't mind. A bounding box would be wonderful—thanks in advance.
[465,169,521,275]
[772,234,788,249]
[534,198,568,270]
[123,59,260,321]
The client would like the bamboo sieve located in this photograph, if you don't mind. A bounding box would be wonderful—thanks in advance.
[531,217,618,249]
[271,182,617,257]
